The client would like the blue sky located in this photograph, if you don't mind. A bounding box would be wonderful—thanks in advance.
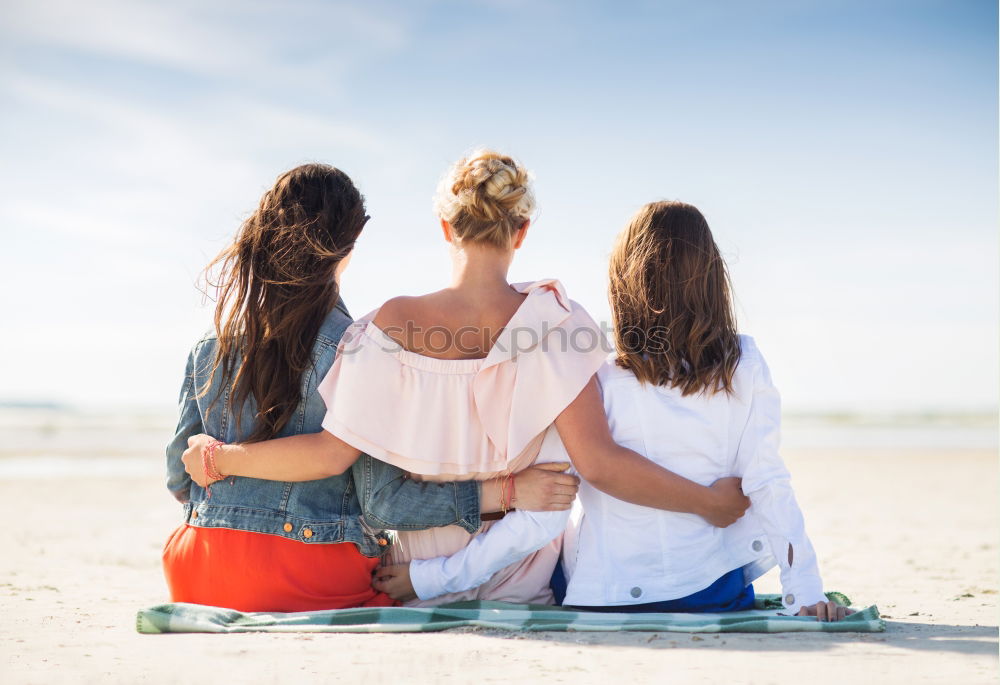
[0,0,996,412]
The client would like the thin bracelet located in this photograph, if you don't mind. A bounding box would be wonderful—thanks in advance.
[500,473,515,513]
[503,473,514,514]
[508,472,517,508]
[498,475,508,515]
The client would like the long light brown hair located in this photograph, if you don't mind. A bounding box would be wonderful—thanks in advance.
[201,163,368,442]
[608,201,740,395]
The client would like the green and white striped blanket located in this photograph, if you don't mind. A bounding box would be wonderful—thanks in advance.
[136,593,883,634]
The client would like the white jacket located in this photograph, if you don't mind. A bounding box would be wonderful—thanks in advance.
[562,336,825,613]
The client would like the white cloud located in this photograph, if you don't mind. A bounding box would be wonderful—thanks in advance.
[0,0,246,74]
[0,0,410,85]
[0,68,391,253]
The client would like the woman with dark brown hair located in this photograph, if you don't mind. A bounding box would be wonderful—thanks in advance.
[559,201,853,621]
[162,163,582,611]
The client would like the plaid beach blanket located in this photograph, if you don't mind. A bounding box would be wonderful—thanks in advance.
[136,592,883,634]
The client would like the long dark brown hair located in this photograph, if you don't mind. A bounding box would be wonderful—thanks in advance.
[201,163,368,442]
[608,201,740,395]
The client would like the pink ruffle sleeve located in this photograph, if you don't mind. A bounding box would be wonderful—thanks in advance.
[317,279,608,478]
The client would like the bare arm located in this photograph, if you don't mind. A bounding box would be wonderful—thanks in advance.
[555,378,749,527]
[182,431,580,514]
[183,431,362,485]
[480,463,578,513]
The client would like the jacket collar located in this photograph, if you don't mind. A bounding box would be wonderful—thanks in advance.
[332,295,351,320]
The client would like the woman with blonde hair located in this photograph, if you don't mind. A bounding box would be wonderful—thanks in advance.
[184,151,749,606]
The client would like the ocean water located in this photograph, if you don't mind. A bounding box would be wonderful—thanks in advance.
[0,407,995,479]
[781,416,998,451]
[0,407,173,479]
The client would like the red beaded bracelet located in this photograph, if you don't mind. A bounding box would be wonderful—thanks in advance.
[201,440,227,497]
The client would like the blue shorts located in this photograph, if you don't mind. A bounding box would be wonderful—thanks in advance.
[555,566,755,613]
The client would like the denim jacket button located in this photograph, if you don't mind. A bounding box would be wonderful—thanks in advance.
[378,538,388,546]
[302,527,314,539]
[283,522,293,533]
[191,511,199,519]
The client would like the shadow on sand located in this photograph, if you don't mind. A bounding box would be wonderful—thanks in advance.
[453,621,999,656]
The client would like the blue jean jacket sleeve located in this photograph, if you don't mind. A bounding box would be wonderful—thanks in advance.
[352,454,481,533]
[166,349,204,504]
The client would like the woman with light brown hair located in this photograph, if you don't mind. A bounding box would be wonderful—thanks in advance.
[559,201,853,621]
[181,151,751,606]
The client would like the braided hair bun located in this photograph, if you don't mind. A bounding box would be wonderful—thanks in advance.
[433,150,536,247]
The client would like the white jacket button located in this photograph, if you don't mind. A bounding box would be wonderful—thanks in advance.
[784,593,795,606]
[630,587,642,598]
[751,539,764,552]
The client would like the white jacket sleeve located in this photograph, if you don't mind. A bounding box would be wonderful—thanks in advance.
[735,345,826,615]
[409,425,572,601]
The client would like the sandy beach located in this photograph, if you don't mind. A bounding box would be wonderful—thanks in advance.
[2,0,995,681]
[0,416,996,684]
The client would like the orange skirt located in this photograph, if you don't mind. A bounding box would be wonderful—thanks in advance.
[162,524,396,612]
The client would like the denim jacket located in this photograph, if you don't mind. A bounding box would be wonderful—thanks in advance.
[165,298,482,558]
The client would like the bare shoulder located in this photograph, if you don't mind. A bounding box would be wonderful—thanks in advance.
[372,293,444,349]
[373,296,420,328]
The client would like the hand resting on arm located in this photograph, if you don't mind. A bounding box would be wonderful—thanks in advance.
[182,433,580,513]
[555,378,750,527]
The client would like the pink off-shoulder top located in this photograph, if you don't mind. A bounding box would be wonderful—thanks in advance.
[316,279,607,605]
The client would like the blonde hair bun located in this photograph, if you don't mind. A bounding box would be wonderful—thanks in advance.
[434,149,535,247]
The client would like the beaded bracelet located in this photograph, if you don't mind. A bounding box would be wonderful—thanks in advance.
[202,440,227,497]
